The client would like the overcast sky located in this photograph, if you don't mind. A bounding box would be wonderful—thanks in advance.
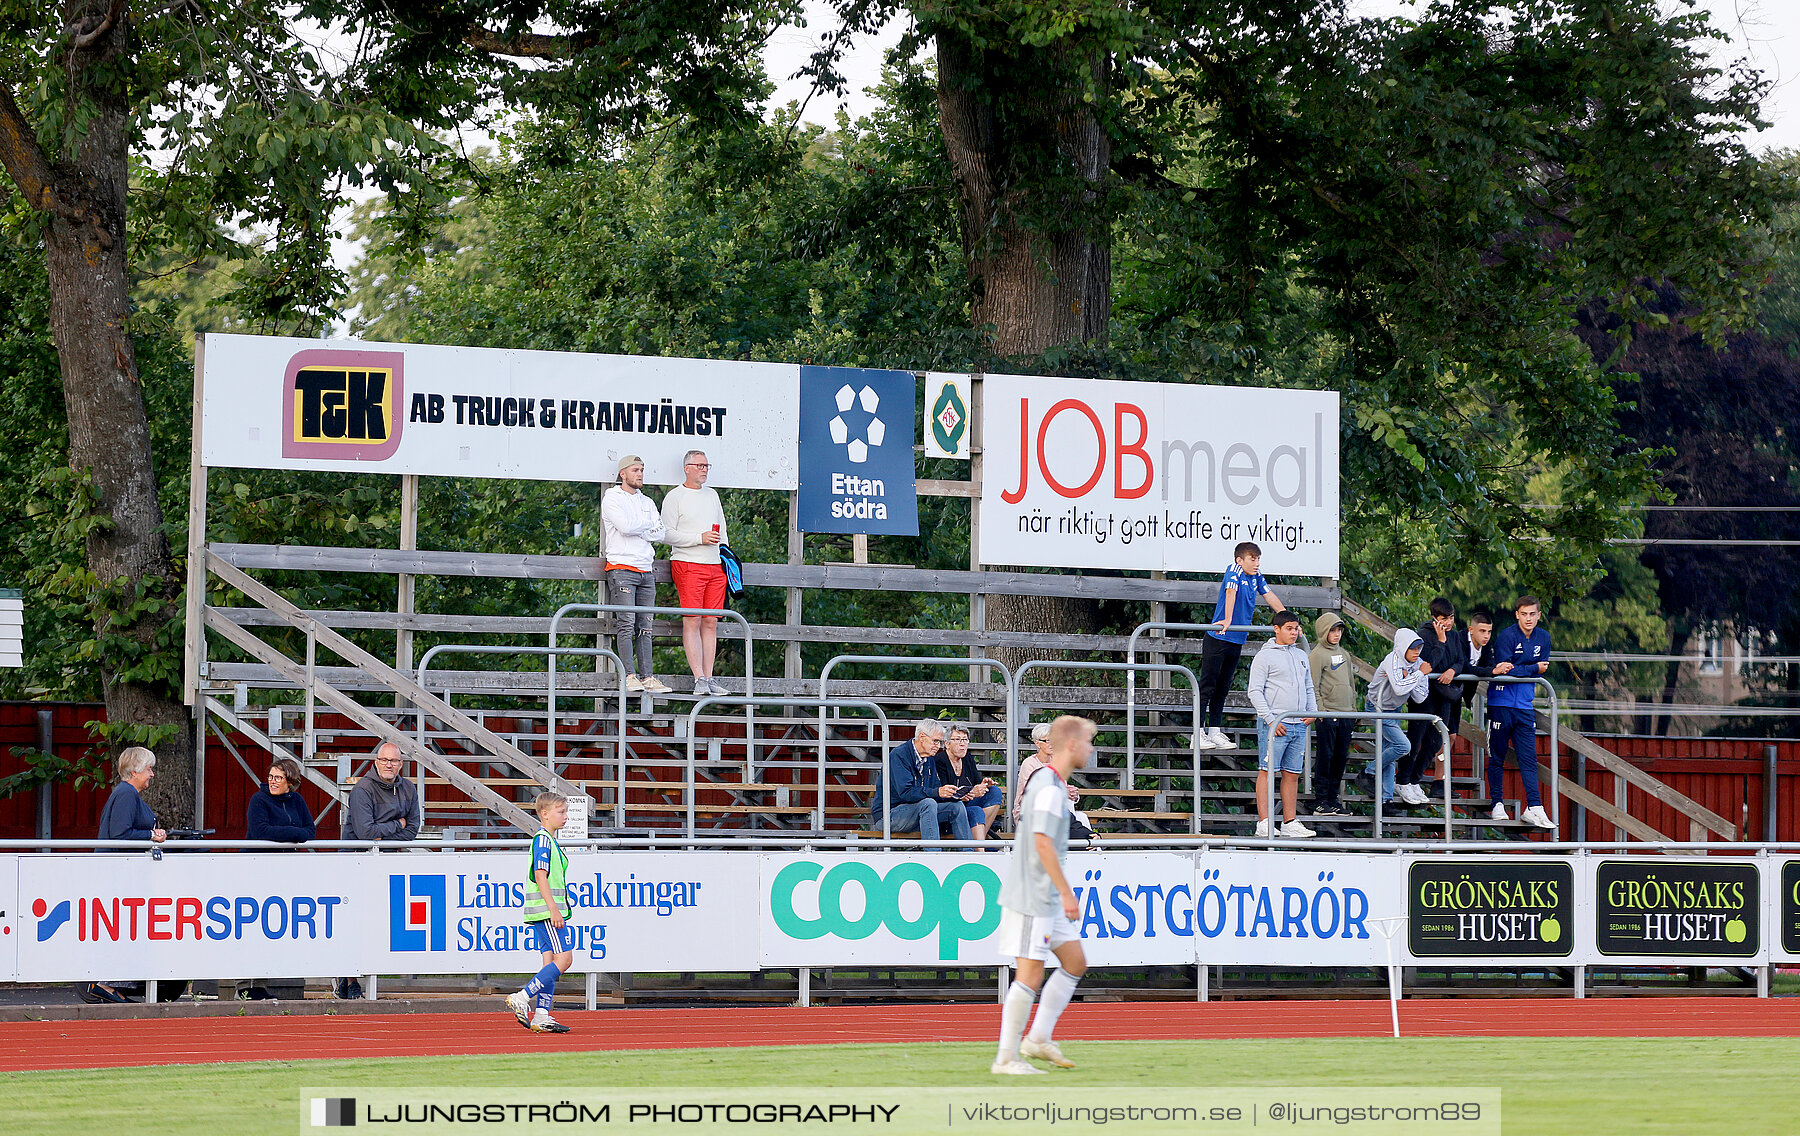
[763,1,1800,154]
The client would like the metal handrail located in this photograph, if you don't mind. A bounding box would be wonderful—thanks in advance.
[1279,710,1457,841]
[416,643,629,827]
[1126,621,1279,772]
[682,696,891,839]
[818,654,1014,829]
[548,601,755,775]
[1012,660,1201,829]
[1449,673,1561,829]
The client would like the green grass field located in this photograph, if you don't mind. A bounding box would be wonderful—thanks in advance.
[4,1037,1795,1134]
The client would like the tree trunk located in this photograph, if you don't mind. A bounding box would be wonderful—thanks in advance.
[935,30,1113,663]
[8,8,196,824]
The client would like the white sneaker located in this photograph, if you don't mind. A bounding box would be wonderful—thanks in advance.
[642,676,672,694]
[990,1057,1047,1075]
[1489,803,1510,821]
[1195,730,1223,750]
[624,674,646,693]
[1402,784,1428,806]
[1278,820,1316,838]
[1521,805,1558,830]
[1207,728,1234,750]
[506,990,532,1029]
[530,1008,570,1033]
[1020,1037,1074,1068]
[1253,817,1273,837]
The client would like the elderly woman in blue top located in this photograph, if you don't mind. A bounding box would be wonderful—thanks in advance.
[85,746,167,1003]
[247,756,317,843]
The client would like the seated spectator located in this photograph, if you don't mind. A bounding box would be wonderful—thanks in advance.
[84,746,167,1004]
[936,724,1005,840]
[1014,722,1093,840]
[247,757,316,843]
[869,721,970,840]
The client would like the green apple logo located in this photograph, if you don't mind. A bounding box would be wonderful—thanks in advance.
[1539,917,1562,944]
[1725,918,1747,944]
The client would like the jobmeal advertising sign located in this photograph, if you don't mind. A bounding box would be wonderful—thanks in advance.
[978,373,1341,575]
[199,333,802,490]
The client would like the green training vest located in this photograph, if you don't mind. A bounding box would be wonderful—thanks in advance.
[524,829,571,922]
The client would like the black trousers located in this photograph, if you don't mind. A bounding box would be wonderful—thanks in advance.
[1401,687,1462,784]
[1313,718,1353,804]
[1195,637,1245,729]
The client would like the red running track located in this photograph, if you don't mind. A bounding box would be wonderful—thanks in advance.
[6,998,1800,1072]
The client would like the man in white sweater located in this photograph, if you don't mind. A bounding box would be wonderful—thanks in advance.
[659,450,729,695]
[601,455,670,694]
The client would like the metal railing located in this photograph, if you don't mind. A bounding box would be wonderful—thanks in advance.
[682,696,892,839]
[548,601,755,774]
[416,643,630,826]
[818,655,1014,823]
[1013,660,1200,827]
[1268,710,1458,840]
[1455,674,1561,829]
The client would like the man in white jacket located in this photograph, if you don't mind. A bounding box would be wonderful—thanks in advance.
[601,455,671,694]
[1247,610,1318,838]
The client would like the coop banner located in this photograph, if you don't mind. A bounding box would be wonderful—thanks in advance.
[979,374,1341,575]
[795,366,920,535]
[199,333,801,490]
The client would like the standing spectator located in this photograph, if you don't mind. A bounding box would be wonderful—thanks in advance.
[83,747,166,1004]
[1308,612,1357,816]
[1486,596,1558,830]
[601,454,671,694]
[1247,610,1317,838]
[338,741,420,998]
[936,724,1005,840]
[1461,611,1498,712]
[660,449,729,696]
[869,722,970,840]
[1195,541,1287,750]
[1364,628,1433,807]
[1398,597,1470,805]
[247,757,316,842]
[1013,722,1092,839]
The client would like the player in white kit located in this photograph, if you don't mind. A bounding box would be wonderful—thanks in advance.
[991,714,1095,1074]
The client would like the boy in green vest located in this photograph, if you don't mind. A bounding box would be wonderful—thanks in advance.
[505,792,574,1033]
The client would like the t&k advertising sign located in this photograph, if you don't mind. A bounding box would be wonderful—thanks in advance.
[795,366,919,535]
[978,374,1340,575]
[200,333,801,490]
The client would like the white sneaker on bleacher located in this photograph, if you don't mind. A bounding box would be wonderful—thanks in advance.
[1521,805,1557,830]
[624,674,646,693]
[1195,730,1222,750]
[1489,803,1510,821]
[642,676,672,694]
[1253,817,1273,837]
[1278,820,1316,838]
[1207,728,1233,750]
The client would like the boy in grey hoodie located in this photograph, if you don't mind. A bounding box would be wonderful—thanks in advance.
[1247,610,1318,838]
[1364,628,1433,806]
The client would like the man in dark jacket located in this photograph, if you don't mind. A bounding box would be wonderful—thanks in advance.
[869,722,971,840]
[337,742,419,998]
[343,742,420,842]
[1398,597,1470,805]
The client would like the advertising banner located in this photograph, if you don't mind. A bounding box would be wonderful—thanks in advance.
[200,334,800,490]
[1773,859,1800,960]
[1593,859,1760,960]
[1407,859,1574,959]
[760,853,1001,966]
[923,372,971,459]
[795,366,919,535]
[979,374,1341,575]
[1195,851,1402,967]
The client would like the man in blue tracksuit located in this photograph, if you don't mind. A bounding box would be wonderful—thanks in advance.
[1486,596,1557,830]
[870,722,971,840]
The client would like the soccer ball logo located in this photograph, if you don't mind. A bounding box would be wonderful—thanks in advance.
[828,384,885,463]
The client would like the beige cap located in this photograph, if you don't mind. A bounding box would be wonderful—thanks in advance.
[617,454,645,475]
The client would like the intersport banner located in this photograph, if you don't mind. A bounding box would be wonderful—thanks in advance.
[199,334,801,490]
[979,374,1341,575]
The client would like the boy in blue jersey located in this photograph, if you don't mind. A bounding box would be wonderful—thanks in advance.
[1486,597,1558,831]
[505,792,575,1032]
[1195,542,1287,750]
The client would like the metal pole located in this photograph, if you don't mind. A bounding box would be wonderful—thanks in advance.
[1766,744,1779,842]
[396,474,418,706]
[35,709,53,840]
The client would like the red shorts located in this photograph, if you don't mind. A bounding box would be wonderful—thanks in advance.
[671,560,727,610]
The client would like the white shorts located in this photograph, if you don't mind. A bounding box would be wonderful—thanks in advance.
[996,905,1081,962]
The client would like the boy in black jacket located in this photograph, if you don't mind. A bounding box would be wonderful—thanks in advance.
[1397,597,1469,805]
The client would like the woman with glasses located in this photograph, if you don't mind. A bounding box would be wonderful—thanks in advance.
[247,756,316,843]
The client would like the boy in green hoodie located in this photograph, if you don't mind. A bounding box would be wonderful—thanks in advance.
[1308,613,1358,815]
